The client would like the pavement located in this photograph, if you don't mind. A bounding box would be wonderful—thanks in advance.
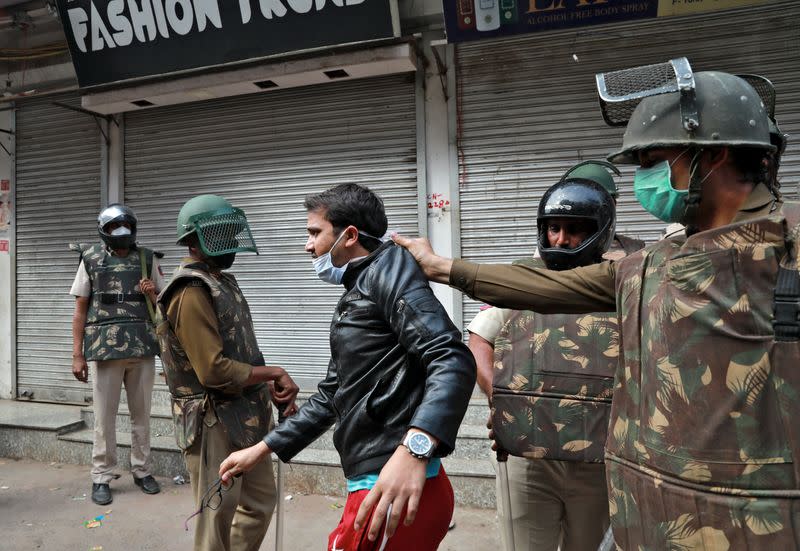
[0,457,501,551]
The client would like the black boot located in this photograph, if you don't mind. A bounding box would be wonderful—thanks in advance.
[91,483,112,505]
[133,475,161,495]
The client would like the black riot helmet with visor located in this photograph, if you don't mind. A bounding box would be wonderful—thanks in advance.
[537,178,616,271]
[98,204,137,250]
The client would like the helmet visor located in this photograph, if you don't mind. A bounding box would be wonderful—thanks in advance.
[191,208,258,257]
[596,57,697,131]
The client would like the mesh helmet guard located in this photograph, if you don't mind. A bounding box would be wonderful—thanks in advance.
[736,74,776,119]
[600,70,774,165]
[189,207,258,257]
[737,73,787,156]
[596,57,699,131]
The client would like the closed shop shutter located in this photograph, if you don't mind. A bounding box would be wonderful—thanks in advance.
[457,2,800,331]
[124,74,419,389]
[16,93,102,403]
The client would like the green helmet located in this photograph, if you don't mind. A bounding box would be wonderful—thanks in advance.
[176,194,258,256]
[736,74,787,155]
[561,160,620,198]
[607,71,774,165]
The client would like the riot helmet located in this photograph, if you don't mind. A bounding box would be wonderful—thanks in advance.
[602,72,773,164]
[176,194,258,266]
[596,58,774,227]
[736,74,786,155]
[537,179,616,271]
[560,160,621,198]
[98,204,137,250]
[737,74,787,194]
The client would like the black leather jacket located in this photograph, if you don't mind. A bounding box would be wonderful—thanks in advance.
[265,242,476,478]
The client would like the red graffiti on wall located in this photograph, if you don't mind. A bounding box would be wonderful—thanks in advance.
[427,193,451,210]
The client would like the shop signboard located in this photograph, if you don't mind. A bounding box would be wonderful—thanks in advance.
[443,0,776,42]
[57,0,400,87]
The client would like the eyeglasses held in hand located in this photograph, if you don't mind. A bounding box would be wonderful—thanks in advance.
[184,477,235,531]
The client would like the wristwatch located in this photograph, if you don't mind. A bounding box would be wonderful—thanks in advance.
[402,431,435,460]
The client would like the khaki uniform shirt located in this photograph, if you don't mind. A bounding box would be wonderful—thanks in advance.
[166,282,253,393]
[467,307,513,342]
[452,258,616,314]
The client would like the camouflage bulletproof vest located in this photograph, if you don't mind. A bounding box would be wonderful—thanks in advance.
[157,260,272,450]
[81,244,159,361]
[492,251,624,463]
[607,204,800,550]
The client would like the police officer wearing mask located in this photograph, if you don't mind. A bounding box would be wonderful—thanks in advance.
[396,60,800,549]
[469,171,643,551]
[70,204,164,505]
[157,194,299,551]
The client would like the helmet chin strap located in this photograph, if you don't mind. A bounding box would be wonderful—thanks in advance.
[682,148,704,235]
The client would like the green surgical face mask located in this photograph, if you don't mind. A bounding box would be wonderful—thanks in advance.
[633,151,691,223]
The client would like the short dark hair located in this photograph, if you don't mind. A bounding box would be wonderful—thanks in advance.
[304,183,388,250]
[728,147,770,187]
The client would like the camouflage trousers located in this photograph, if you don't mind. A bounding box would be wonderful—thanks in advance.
[495,456,609,551]
[183,409,276,551]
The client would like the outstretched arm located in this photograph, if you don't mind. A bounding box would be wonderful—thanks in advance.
[393,234,617,314]
[391,233,452,284]
[220,358,339,482]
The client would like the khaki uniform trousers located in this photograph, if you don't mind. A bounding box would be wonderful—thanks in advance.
[90,357,155,484]
[184,410,277,551]
[495,456,609,551]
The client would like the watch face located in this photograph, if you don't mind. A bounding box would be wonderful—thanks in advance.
[408,433,432,455]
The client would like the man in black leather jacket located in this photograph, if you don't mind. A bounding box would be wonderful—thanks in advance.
[220,183,476,550]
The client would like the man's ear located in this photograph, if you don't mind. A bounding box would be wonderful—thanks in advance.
[343,226,360,248]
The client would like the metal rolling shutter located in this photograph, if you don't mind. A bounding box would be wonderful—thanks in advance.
[124,74,418,389]
[16,93,102,403]
[457,1,800,331]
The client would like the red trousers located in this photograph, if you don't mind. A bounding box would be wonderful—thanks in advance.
[327,468,454,551]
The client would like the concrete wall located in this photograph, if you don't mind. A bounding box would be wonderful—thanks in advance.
[0,108,15,399]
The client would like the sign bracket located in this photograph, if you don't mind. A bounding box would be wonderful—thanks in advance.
[0,128,12,156]
[51,101,119,146]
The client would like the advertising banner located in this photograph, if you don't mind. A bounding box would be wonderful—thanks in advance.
[57,0,399,87]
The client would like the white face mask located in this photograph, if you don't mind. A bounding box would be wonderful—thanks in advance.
[312,230,349,285]
[110,226,132,236]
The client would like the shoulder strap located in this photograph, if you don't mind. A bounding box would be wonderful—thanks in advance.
[139,247,157,325]
[615,234,646,255]
[159,266,215,307]
[773,202,800,341]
